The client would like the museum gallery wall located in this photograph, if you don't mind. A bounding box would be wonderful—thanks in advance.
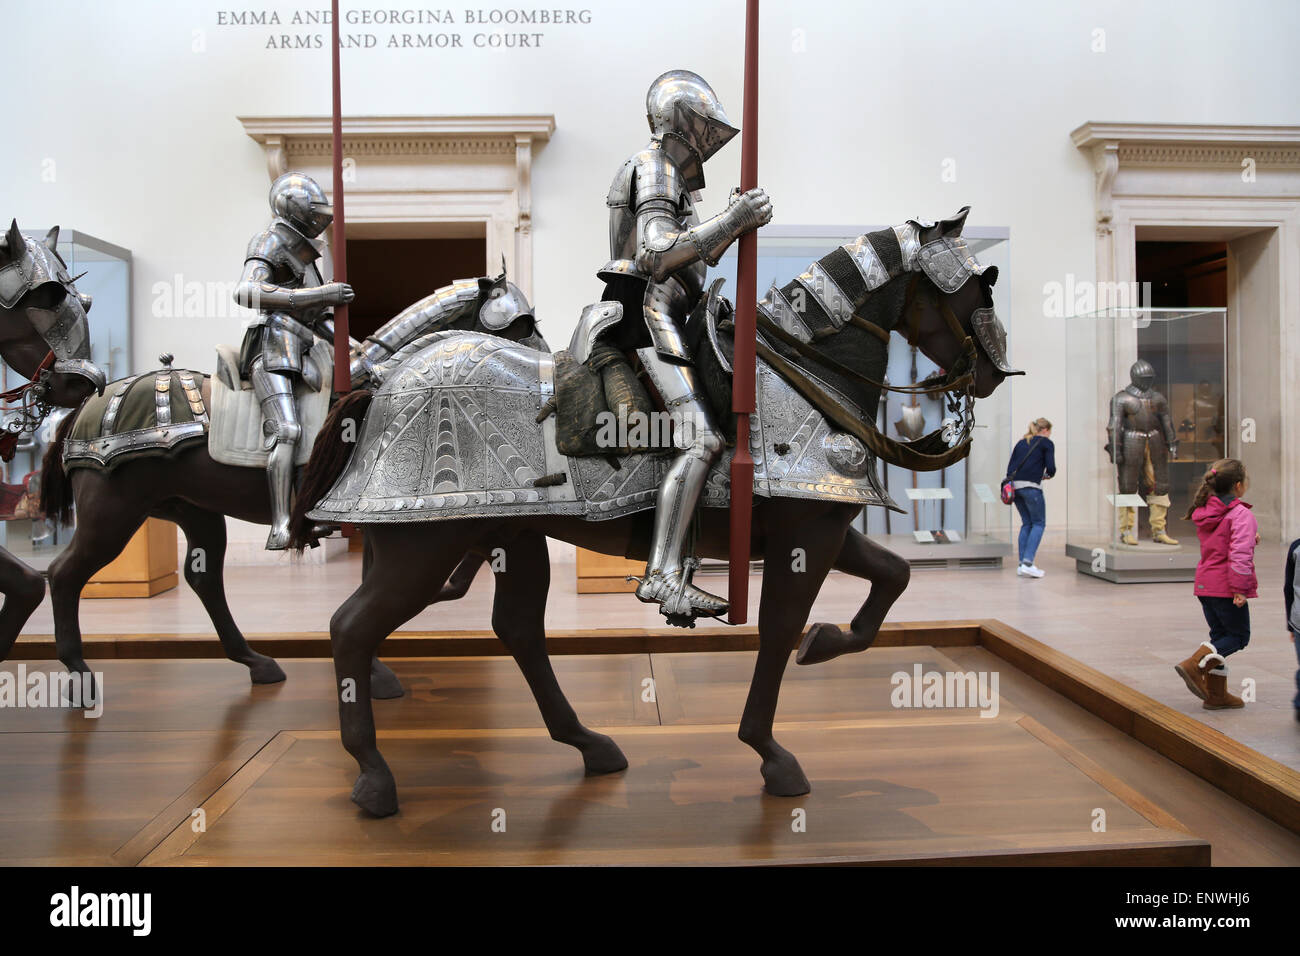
[5,0,1300,895]
[4,0,1298,538]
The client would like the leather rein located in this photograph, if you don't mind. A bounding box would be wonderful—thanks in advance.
[750,274,979,472]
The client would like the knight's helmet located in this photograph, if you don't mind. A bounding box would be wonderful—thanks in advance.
[269,172,334,238]
[1129,359,1156,392]
[645,70,739,183]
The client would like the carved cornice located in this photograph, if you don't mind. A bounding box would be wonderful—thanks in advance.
[239,114,554,140]
[1071,122,1300,148]
[288,137,518,157]
[1118,144,1300,168]
[1072,122,1300,234]
[1072,123,1300,169]
[237,114,555,178]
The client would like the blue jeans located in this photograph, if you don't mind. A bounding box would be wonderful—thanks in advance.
[1198,596,1250,658]
[1013,487,1046,565]
[1292,628,1300,710]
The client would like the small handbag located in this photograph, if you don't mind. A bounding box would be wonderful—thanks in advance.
[1001,437,1041,505]
[1000,479,1017,505]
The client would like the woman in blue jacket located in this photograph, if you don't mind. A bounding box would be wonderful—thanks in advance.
[1005,418,1056,578]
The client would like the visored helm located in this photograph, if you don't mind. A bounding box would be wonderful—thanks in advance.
[645,70,740,166]
[1129,359,1155,391]
[269,172,333,238]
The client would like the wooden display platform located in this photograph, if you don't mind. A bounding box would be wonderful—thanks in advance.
[575,547,640,593]
[83,518,178,598]
[4,627,1300,866]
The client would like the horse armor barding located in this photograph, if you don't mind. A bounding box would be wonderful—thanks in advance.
[306,329,898,527]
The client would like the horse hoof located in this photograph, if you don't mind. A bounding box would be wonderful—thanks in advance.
[58,668,100,710]
[760,748,811,797]
[247,656,287,684]
[370,661,405,700]
[581,734,629,776]
[352,771,399,817]
[797,622,852,666]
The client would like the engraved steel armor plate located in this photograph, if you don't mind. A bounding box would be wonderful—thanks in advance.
[308,334,897,525]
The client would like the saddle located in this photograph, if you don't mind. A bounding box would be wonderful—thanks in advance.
[207,340,333,468]
[551,282,737,458]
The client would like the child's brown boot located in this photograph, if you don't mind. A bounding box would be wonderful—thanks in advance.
[1174,642,1216,701]
[1203,666,1245,710]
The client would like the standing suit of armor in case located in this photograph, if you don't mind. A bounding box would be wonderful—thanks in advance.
[1107,359,1180,546]
[577,69,773,622]
[233,172,354,549]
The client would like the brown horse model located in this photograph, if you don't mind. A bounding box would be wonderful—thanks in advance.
[0,222,105,656]
[29,275,542,693]
[291,210,1019,816]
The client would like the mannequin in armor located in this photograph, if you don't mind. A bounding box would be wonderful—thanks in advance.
[233,172,354,549]
[578,70,773,622]
[1106,359,1180,546]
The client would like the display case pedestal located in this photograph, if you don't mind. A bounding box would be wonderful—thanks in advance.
[575,548,639,593]
[84,518,178,598]
[1065,541,1198,584]
[873,533,1010,569]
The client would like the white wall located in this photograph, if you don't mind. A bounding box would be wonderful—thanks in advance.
[4,0,1299,528]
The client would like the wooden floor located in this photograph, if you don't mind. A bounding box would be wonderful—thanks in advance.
[4,645,1299,866]
[14,535,1300,774]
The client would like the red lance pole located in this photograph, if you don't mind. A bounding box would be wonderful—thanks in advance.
[728,0,759,625]
[330,0,349,394]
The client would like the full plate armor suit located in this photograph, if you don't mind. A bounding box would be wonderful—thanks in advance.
[233,172,354,550]
[1106,359,1180,546]
[575,70,772,622]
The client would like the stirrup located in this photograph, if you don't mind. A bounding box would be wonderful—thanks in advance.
[630,558,727,628]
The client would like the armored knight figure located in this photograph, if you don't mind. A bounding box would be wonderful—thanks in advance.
[572,69,773,622]
[1106,359,1179,546]
[233,172,354,549]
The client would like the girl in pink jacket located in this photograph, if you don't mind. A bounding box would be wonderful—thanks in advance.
[1175,459,1257,710]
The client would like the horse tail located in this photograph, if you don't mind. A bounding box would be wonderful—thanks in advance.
[289,389,373,551]
[39,404,84,527]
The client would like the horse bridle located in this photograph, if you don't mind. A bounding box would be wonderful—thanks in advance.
[0,349,57,461]
[753,272,980,462]
[896,273,979,447]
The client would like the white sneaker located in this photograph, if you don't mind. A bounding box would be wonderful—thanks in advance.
[1017,563,1045,578]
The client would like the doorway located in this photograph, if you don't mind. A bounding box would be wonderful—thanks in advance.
[344,235,487,340]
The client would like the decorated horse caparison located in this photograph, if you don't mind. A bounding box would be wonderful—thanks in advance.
[29,264,542,690]
[292,208,1018,816]
[0,221,105,655]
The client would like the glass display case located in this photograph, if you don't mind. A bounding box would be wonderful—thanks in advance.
[0,229,132,569]
[712,226,1014,569]
[1065,306,1227,583]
